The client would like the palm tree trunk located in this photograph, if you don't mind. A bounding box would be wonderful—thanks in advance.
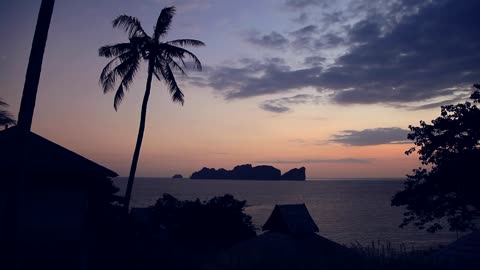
[8,1,55,268]
[123,58,154,212]
[17,0,55,131]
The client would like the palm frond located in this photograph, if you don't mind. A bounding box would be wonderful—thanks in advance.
[159,43,203,71]
[0,99,15,125]
[0,110,16,126]
[100,57,121,92]
[113,57,140,110]
[153,6,175,41]
[167,39,205,47]
[155,60,184,105]
[100,50,140,93]
[99,43,132,58]
[113,85,125,111]
[112,15,147,38]
[169,59,188,77]
[100,11,203,111]
[159,55,188,77]
[113,84,125,111]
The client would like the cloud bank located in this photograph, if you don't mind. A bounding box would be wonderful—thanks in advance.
[329,127,410,146]
[191,0,480,110]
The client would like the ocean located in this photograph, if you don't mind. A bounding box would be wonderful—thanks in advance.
[114,178,459,249]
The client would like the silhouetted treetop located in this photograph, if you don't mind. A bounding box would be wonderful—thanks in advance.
[152,193,256,247]
[99,6,204,110]
[392,85,480,232]
[405,88,480,166]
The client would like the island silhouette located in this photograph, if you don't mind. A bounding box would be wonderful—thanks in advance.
[190,164,306,180]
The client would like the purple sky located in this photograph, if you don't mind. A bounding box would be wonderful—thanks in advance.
[1,0,479,178]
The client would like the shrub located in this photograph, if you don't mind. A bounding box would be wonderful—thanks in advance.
[152,193,256,248]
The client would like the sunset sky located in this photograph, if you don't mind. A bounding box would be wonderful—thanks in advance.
[1,0,479,178]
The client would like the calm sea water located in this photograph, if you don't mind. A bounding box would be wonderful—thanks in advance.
[114,178,459,249]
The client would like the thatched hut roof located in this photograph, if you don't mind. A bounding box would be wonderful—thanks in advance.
[0,126,117,179]
[263,204,319,235]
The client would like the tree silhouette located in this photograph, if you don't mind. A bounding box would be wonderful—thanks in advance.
[153,193,256,247]
[99,7,204,211]
[392,84,480,232]
[17,0,55,132]
[0,99,16,127]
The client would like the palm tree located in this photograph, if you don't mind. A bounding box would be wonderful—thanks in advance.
[0,99,16,127]
[17,0,55,132]
[99,7,204,211]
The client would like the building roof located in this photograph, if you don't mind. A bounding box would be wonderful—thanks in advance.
[205,231,358,270]
[0,126,117,179]
[262,204,319,235]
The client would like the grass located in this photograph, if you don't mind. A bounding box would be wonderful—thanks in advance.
[349,240,444,270]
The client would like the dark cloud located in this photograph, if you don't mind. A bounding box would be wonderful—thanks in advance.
[320,10,345,26]
[347,20,381,43]
[312,33,345,49]
[344,0,427,27]
[190,57,322,99]
[290,25,330,51]
[285,0,329,9]
[259,94,322,113]
[304,56,326,67]
[291,25,318,37]
[329,0,480,104]
[246,31,289,50]
[329,128,410,146]
[259,103,290,113]
[195,0,480,107]
[292,12,309,24]
[391,91,473,110]
[289,25,346,52]
[255,158,372,164]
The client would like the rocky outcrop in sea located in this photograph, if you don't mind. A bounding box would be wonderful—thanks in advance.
[190,164,306,180]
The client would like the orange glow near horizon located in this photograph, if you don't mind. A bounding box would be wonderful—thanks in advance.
[0,0,463,179]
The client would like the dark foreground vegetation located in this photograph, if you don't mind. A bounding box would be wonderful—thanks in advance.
[350,241,445,270]
[129,194,256,270]
[82,194,448,270]
[80,192,454,270]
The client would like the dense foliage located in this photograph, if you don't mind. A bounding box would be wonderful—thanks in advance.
[153,193,256,247]
[392,85,480,232]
